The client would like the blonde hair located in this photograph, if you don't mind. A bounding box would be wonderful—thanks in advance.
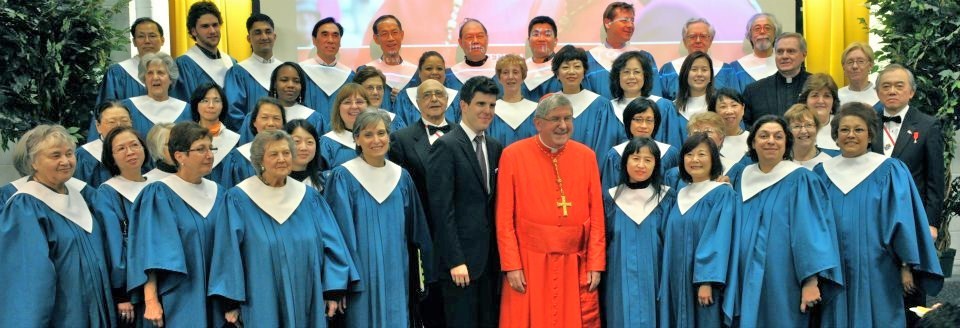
[783,104,822,130]
[330,83,371,133]
[840,42,875,65]
[496,54,528,79]
[687,111,724,131]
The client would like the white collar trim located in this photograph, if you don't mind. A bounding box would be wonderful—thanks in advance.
[159,174,218,218]
[81,139,104,162]
[11,177,87,192]
[740,161,802,201]
[366,59,418,90]
[406,87,458,113]
[822,152,886,194]
[237,57,283,90]
[677,180,724,214]
[565,90,600,119]
[119,57,145,87]
[450,60,497,83]
[285,104,316,121]
[589,45,636,71]
[212,128,240,167]
[130,95,187,125]
[523,58,554,90]
[237,142,253,162]
[613,140,671,159]
[14,180,93,232]
[103,175,153,202]
[184,46,234,86]
[324,129,356,149]
[495,99,537,129]
[608,185,669,225]
[342,157,402,204]
[236,176,306,224]
[299,60,352,96]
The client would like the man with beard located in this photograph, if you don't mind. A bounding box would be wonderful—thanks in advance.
[731,13,781,93]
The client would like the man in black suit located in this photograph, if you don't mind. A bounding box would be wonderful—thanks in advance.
[742,32,811,126]
[869,64,945,327]
[388,78,452,327]
[426,76,503,327]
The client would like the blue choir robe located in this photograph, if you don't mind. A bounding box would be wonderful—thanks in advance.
[814,153,943,327]
[520,58,561,101]
[95,175,155,298]
[87,95,191,141]
[727,161,843,328]
[208,177,359,327]
[487,98,538,147]
[444,60,497,91]
[565,90,628,162]
[0,180,116,327]
[143,167,174,182]
[223,56,283,130]
[319,129,358,169]
[323,158,435,328]
[172,46,236,101]
[584,45,663,99]
[600,140,679,189]
[299,59,354,129]
[206,128,240,184]
[658,56,738,100]
[794,149,835,170]
[611,95,686,147]
[394,86,461,126]
[127,175,226,328]
[662,153,744,192]
[659,181,739,327]
[0,176,96,204]
[602,184,675,327]
[730,53,777,93]
[816,121,841,153]
[215,142,256,188]
[360,59,419,112]
[97,57,146,104]
[74,139,112,187]
[238,104,327,143]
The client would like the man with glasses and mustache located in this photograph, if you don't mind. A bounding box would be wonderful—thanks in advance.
[658,17,738,100]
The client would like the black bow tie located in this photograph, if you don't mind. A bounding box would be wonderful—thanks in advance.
[428,124,451,135]
[882,115,902,123]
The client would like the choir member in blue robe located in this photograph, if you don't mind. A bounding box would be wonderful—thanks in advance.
[300,18,354,124]
[800,73,844,154]
[443,19,497,91]
[394,51,461,125]
[238,63,327,143]
[323,110,434,327]
[127,122,227,328]
[552,45,627,162]
[710,88,750,161]
[94,126,154,325]
[601,97,679,189]
[170,2,235,101]
[814,103,943,327]
[609,51,683,148]
[658,19,737,100]
[584,4,662,98]
[838,42,881,108]
[488,55,538,146]
[318,84,371,168]
[93,52,192,143]
[223,14,283,130]
[353,66,407,130]
[189,83,240,184]
[519,16,561,101]
[0,124,116,327]
[658,133,739,327]
[208,130,359,327]
[785,104,836,169]
[285,119,326,190]
[726,115,843,328]
[96,18,162,105]
[142,123,178,182]
[218,97,285,188]
[77,101,134,187]
[729,14,779,93]
[670,51,722,146]
[602,137,675,327]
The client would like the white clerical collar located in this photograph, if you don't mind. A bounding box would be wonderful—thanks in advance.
[130,95,187,125]
[299,59,352,96]
[14,180,93,232]
[459,121,483,141]
[324,129,356,149]
[285,104,316,121]
[613,140,671,159]
[564,90,600,119]
[406,87,458,112]
[608,184,670,224]
[120,57,145,87]
[184,46,234,86]
[159,174,218,218]
[495,99,537,130]
[537,135,562,153]
[677,180,724,214]
[103,175,153,202]
[669,55,724,77]
[81,139,104,163]
[237,142,253,162]
[740,161,802,201]
[342,157,402,204]
[822,151,886,194]
[212,128,240,168]
[366,59,417,90]
[524,57,554,90]
[450,60,496,84]
[236,176,306,224]
[816,123,839,151]
[238,55,283,90]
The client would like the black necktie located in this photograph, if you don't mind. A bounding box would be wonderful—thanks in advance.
[428,124,451,135]
[474,135,489,193]
[882,115,902,123]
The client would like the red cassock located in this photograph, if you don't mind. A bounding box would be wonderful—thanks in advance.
[496,137,606,328]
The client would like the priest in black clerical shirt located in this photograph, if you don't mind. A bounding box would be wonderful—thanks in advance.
[742,32,810,126]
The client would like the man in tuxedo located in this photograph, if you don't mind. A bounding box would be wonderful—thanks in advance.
[426,76,503,327]
[869,64,945,326]
[388,78,452,327]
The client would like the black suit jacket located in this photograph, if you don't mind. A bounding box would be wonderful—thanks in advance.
[388,122,440,221]
[742,70,810,126]
[870,106,945,228]
[425,125,503,280]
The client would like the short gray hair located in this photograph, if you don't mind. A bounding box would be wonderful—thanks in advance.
[352,109,393,155]
[534,93,572,119]
[775,32,807,53]
[13,124,77,177]
[682,17,715,39]
[145,122,174,162]
[138,52,179,84]
[875,63,917,92]
[744,13,781,43]
[250,129,295,176]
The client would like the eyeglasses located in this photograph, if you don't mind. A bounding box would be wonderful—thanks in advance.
[200,98,222,105]
[135,34,161,41]
[751,24,774,34]
[685,34,712,41]
[112,143,144,154]
[185,147,218,155]
[790,123,817,131]
[844,59,869,67]
[838,127,868,136]
[611,17,635,25]
[102,118,132,126]
[631,117,655,125]
[420,90,447,100]
[544,116,574,124]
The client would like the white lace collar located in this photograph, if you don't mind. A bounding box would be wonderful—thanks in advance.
[342,157,402,204]
[183,46,235,86]
[324,129,356,149]
[523,57,554,90]
[237,142,253,162]
[366,59,418,90]
[298,59,352,96]
[822,152,886,194]
[449,60,497,84]
[119,57,145,87]
[81,139,104,162]
[285,104,317,121]
[212,128,240,168]
[613,140,671,159]
[236,176,306,224]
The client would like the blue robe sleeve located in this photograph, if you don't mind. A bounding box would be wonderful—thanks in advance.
[381,83,395,113]
[658,63,679,101]
[600,148,622,190]
[323,167,367,292]
[97,63,146,105]
[73,147,111,187]
[223,66,265,131]
[393,89,421,126]
[654,99,687,147]
[693,187,739,285]
[789,171,844,300]
[661,146,680,171]
[206,188,247,303]
[310,190,361,293]
[402,173,436,286]
[126,184,190,295]
[662,167,685,191]
[0,196,57,327]
[883,161,944,294]
[217,150,256,188]
[94,185,130,292]
[714,64,739,93]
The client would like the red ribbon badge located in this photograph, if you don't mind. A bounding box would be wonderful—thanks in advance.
[913,131,920,143]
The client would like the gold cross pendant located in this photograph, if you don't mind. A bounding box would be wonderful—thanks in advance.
[557,195,572,217]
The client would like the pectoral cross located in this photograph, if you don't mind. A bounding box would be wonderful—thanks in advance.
[557,195,572,217]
